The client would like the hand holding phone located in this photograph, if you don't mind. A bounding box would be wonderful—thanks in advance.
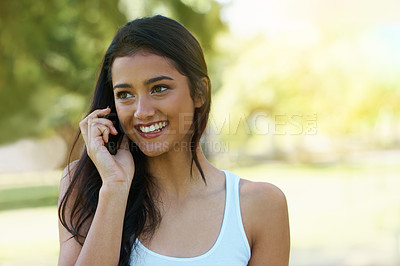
[79,107,135,185]
[104,111,124,155]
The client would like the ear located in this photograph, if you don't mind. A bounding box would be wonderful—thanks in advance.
[194,77,209,108]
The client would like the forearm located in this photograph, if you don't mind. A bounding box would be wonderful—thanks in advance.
[75,184,129,266]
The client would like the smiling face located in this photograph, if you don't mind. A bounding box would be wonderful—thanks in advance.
[111,52,202,157]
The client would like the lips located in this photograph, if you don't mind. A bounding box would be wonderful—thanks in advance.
[135,121,168,138]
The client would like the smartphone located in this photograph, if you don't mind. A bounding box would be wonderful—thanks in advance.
[104,111,123,155]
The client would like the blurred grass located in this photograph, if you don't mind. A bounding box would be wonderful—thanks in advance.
[0,171,61,266]
[0,164,399,265]
[0,206,59,266]
[0,171,61,211]
[229,162,400,265]
[0,186,58,211]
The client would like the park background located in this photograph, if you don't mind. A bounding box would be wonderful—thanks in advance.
[0,0,399,265]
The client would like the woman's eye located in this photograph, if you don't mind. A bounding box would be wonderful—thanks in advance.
[151,85,168,94]
[116,91,133,99]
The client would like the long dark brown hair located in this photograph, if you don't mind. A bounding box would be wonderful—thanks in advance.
[58,15,211,265]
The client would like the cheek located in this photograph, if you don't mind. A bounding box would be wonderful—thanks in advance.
[177,112,194,133]
[174,102,196,134]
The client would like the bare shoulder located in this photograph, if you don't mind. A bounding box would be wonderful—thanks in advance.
[59,160,80,203]
[61,160,80,182]
[239,179,288,235]
[239,179,290,265]
[58,160,84,265]
[239,179,288,214]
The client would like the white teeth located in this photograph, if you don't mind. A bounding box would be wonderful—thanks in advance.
[139,121,167,133]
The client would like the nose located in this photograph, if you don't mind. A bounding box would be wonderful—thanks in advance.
[134,96,155,121]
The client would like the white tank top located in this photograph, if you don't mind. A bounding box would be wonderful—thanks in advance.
[130,170,251,265]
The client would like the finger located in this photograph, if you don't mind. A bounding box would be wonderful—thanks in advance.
[98,127,110,143]
[89,123,110,143]
[88,107,111,119]
[80,119,93,150]
[88,117,118,135]
[79,119,89,144]
[87,120,108,154]
[87,128,110,157]
[79,107,111,140]
[87,118,115,144]
[82,107,111,127]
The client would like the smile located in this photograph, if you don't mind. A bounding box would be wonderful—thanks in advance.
[135,121,168,138]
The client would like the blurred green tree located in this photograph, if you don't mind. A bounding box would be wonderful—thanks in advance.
[211,31,400,157]
[0,0,226,145]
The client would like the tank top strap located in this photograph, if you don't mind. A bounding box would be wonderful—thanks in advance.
[221,170,251,259]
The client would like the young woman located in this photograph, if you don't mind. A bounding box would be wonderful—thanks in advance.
[58,15,290,266]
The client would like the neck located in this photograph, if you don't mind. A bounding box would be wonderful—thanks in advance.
[146,144,212,199]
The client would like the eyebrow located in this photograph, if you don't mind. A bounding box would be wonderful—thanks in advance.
[113,75,174,90]
[113,83,132,90]
[144,75,174,85]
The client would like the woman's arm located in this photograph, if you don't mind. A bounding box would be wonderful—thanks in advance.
[241,180,290,266]
[58,163,131,266]
[58,162,83,265]
[58,107,135,265]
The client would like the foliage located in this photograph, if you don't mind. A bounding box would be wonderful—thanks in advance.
[211,29,400,155]
[0,0,226,145]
